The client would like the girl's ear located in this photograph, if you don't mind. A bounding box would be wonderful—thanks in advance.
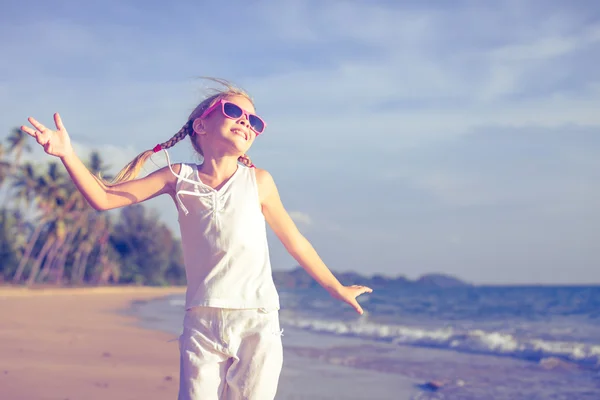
[192,118,205,135]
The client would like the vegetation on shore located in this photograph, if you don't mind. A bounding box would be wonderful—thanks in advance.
[0,128,186,286]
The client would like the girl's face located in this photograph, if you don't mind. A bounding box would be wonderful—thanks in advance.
[193,95,259,156]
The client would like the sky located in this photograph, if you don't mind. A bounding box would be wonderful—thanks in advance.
[1,0,599,284]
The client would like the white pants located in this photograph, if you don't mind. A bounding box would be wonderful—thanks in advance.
[178,307,283,400]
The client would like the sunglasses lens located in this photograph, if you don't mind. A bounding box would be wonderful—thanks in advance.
[223,102,243,119]
[222,101,265,134]
[249,115,265,134]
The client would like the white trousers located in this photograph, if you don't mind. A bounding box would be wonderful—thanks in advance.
[178,307,283,400]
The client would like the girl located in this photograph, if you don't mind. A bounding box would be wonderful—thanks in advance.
[21,79,373,400]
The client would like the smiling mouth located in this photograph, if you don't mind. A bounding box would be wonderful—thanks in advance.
[231,129,248,140]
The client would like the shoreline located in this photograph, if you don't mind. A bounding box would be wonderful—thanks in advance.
[126,289,422,399]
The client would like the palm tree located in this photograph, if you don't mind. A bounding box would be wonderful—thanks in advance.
[10,160,70,285]
[0,208,23,280]
[61,151,114,284]
[0,143,10,188]
[2,127,32,202]
[89,215,121,285]
[0,142,15,209]
[29,151,114,285]
[71,213,107,284]
[6,127,32,172]
[48,207,88,284]
[6,142,181,287]
[11,162,46,282]
[88,151,112,179]
[26,161,80,285]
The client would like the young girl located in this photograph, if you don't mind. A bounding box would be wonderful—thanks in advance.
[21,80,373,400]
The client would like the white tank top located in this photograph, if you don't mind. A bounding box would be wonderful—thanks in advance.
[173,162,280,310]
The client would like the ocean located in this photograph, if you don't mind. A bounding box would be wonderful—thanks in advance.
[129,285,600,399]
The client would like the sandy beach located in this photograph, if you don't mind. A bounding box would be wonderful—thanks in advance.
[0,286,419,400]
[0,286,186,400]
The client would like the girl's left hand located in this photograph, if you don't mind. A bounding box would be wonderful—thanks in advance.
[330,285,373,315]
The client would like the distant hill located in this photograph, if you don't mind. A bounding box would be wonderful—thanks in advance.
[415,273,471,288]
[273,267,471,289]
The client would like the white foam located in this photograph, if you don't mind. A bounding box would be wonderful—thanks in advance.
[281,315,600,368]
[169,299,185,307]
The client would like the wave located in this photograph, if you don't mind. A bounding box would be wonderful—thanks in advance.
[280,315,600,369]
[169,298,185,307]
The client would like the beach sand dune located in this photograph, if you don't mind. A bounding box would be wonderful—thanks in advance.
[0,286,185,400]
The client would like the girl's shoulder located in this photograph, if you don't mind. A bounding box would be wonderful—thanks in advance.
[155,162,189,187]
[174,162,198,175]
[253,167,274,186]
[253,167,278,203]
[162,162,200,175]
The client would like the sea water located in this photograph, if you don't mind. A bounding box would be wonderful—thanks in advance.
[130,285,600,399]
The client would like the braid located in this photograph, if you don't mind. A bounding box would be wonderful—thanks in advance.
[102,79,259,186]
[160,120,192,150]
[101,121,193,186]
[238,154,255,168]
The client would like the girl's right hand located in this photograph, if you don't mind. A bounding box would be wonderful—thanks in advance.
[21,113,74,159]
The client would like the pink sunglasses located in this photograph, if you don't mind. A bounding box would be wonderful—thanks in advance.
[200,99,267,134]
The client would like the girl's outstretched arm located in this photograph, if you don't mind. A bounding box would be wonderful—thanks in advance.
[21,113,177,211]
[256,168,373,314]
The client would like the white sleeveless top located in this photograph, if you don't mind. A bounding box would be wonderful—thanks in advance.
[173,162,280,311]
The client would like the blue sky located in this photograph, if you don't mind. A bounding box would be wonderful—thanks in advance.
[2,0,599,284]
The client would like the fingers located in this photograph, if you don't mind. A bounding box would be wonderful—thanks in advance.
[351,285,373,295]
[22,115,60,144]
[54,113,65,131]
[350,299,364,315]
[22,117,52,145]
[27,117,48,132]
[346,285,373,315]
[20,125,37,138]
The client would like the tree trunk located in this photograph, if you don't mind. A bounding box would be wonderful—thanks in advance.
[26,237,56,286]
[37,238,62,282]
[53,223,84,284]
[52,241,73,285]
[49,214,84,284]
[12,222,46,283]
[73,246,92,285]
[92,229,111,284]
[71,250,84,284]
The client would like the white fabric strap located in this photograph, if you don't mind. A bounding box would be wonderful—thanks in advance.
[161,148,211,215]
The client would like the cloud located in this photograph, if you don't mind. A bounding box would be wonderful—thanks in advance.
[488,24,600,62]
[2,0,599,283]
[288,211,313,226]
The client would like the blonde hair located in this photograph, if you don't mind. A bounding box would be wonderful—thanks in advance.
[104,78,255,186]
